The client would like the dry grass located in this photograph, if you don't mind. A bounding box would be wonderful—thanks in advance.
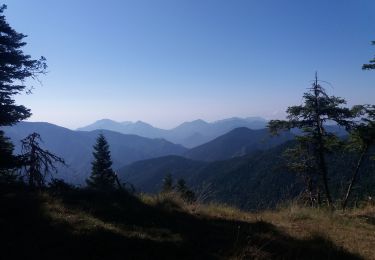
[141,194,375,259]
[191,202,375,259]
[1,185,374,259]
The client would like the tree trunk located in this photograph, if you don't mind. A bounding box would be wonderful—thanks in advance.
[318,150,333,207]
[114,172,124,191]
[28,145,36,187]
[313,74,333,208]
[342,146,368,210]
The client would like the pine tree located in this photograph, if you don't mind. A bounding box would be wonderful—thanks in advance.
[269,73,354,207]
[86,134,116,191]
[342,105,375,209]
[0,131,15,172]
[0,5,47,126]
[0,5,47,173]
[0,130,19,182]
[362,41,375,70]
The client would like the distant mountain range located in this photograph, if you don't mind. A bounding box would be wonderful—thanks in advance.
[77,117,268,148]
[3,122,186,184]
[3,119,364,210]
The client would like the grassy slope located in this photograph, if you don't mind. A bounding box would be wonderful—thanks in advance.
[1,185,374,260]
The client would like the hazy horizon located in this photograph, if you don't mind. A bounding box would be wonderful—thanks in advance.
[5,0,375,129]
[21,115,269,131]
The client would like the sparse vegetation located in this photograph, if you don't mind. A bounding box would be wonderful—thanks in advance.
[1,184,374,259]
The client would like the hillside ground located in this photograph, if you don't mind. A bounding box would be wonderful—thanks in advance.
[1,184,374,259]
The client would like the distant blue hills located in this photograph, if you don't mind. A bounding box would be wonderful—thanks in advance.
[77,117,268,148]
[3,122,186,185]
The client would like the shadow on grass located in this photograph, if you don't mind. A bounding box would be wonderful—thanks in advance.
[0,184,363,260]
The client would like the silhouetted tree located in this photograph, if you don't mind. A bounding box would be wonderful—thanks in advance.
[0,131,19,182]
[269,73,355,207]
[362,41,375,70]
[86,134,116,191]
[0,4,47,126]
[161,173,173,193]
[342,105,375,209]
[21,133,65,188]
[0,5,47,173]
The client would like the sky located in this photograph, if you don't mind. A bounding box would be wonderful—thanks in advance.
[4,0,375,129]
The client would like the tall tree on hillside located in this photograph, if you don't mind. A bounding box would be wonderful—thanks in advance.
[86,134,116,191]
[362,41,375,70]
[342,105,375,209]
[268,73,355,207]
[0,5,47,172]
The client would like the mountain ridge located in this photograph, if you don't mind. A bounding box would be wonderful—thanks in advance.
[2,122,187,184]
[77,117,268,147]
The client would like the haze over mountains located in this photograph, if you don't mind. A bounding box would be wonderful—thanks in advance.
[2,118,291,187]
[3,122,186,184]
[2,119,363,210]
[77,117,268,148]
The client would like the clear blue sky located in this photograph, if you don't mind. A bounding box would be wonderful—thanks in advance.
[5,0,375,129]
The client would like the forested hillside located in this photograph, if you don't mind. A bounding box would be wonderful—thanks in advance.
[120,141,375,210]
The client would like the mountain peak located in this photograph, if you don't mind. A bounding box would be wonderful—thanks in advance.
[95,118,118,124]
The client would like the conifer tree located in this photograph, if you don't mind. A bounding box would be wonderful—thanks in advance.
[0,5,47,172]
[86,134,116,190]
[342,105,375,209]
[269,73,354,207]
[0,131,19,181]
[362,41,375,70]
[0,131,15,172]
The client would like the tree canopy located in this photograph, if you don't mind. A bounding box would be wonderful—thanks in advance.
[0,4,47,127]
[86,134,116,191]
[362,41,375,70]
[0,4,47,175]
[268,73,356,207]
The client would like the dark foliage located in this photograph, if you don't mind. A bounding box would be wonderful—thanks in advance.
[342,105,375,209]
[362,41,375,70]
[20,132,66,187]
[268,73,356,207]
[0,5,47,176]
[48,178,76,194]
[0,130,18,174]
[176,178,196,203]
[86,133,116,191]
[0,4,47,127]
